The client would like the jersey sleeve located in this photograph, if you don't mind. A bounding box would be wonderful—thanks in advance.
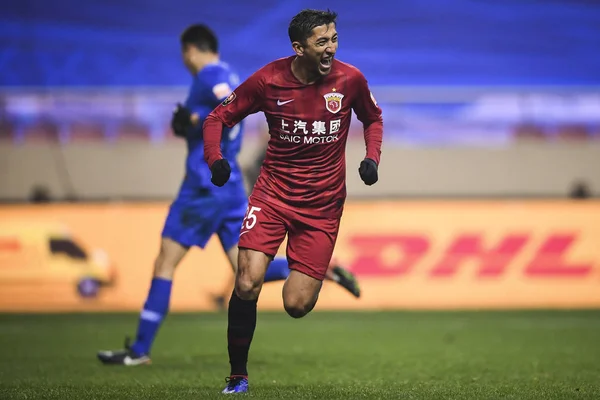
[351,71,383,165]
[187,68,233,127]
[201,68,235,106]
[203,69,266,167]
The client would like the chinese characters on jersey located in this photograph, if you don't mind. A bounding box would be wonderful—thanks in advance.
[280,118,342,144]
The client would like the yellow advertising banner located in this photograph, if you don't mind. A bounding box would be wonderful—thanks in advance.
[1,201,599,312]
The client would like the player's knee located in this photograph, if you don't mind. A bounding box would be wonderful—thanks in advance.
[235,248,269,300]
[152,238,187,280]
[235,276,261,301]
[283,297,314,319]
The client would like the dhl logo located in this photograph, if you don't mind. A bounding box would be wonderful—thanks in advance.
[0,238,21,251]
[347,233,596,278]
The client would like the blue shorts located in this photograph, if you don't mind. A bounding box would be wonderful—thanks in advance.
[161,181,248,251]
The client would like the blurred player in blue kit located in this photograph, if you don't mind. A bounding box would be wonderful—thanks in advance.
[96,24,361,366]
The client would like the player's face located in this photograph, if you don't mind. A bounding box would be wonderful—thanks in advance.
[300,23,338,76]
[181,44,199,73]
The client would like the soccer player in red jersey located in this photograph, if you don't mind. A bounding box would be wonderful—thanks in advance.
[203,9,383,393]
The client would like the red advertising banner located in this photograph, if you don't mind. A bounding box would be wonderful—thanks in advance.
[1,201,599,311]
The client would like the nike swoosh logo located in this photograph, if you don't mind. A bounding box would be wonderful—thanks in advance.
[239,231,249,237]
[277,99,294,106]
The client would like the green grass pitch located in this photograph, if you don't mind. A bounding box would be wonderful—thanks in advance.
[1,311,599,399]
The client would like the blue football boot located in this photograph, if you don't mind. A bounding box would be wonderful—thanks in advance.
[222,376,249,394]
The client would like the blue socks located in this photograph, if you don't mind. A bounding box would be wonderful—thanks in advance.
[264,257,289,282]
[131,277,172,356]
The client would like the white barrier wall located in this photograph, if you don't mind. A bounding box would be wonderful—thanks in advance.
[1,142,599,201]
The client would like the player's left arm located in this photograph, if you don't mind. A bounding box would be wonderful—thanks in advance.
[351,71,383,185]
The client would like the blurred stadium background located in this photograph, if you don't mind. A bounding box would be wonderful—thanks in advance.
[1,1,600,398]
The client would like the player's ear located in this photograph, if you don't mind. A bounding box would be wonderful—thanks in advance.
[292,41,304,57]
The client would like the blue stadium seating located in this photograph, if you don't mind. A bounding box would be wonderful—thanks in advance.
[1,0,599,87]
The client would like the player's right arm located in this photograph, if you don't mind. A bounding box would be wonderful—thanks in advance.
[203,71,266,183]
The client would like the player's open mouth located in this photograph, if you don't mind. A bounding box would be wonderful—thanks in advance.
[320,57,333,69]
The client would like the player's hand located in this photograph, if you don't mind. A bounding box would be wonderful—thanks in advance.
[171,103,192,138]
[358,158,378,185]
[210,159,231,187]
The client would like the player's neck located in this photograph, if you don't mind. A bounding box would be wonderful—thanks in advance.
[291,57,319,85]
[194,54,220,74]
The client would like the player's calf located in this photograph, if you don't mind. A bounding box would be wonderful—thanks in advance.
[153,256,177,280]
[153,238,188,280]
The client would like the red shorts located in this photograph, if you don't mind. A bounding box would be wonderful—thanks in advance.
[238,196,340,281]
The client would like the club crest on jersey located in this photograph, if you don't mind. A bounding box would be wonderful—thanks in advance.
[323,92,344,114]
[221,92,236,106]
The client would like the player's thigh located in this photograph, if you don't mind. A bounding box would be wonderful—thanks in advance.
[238,197,288,261]
[282,269,323,317]
[285,215,340,281]
[235,197,288,297]
[216,197,248,272]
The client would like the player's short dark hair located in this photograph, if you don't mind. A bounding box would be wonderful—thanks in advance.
[180,24,218,53]
[288,9,338,44]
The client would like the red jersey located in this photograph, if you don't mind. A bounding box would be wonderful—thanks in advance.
[204,56,383,218]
